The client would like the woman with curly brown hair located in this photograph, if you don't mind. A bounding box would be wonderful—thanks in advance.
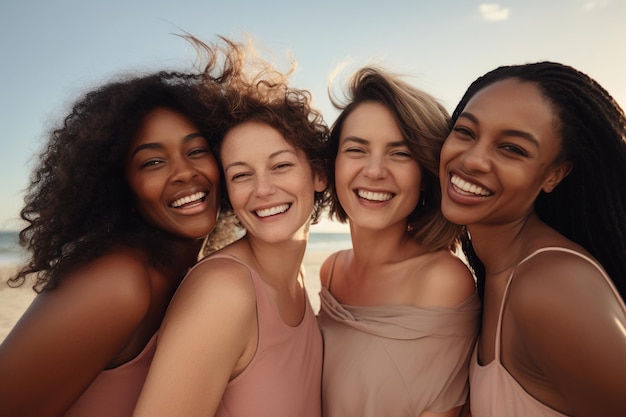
[132,36,329,417]
[0,69,233,417]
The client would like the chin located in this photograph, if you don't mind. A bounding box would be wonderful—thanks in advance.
[440,205,466,226]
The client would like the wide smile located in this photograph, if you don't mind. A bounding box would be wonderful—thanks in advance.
[170,191,207,208]
[255,203,291,218]
[356,189,393,202]
[450,174,493,197]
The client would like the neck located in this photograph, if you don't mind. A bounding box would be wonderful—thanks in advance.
[467,213,543,276]
[244,232,308,288]
[349,220,424,268]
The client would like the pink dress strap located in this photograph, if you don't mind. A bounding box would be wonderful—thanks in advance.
[470,246,625,417]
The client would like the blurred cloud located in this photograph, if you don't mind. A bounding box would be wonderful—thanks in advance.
[479,3,510,21]
[581,0,609,11]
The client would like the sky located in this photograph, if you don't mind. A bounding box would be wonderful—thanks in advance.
[1,0,624,233]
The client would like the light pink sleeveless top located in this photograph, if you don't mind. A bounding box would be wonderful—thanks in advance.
[469,247,626,417]
[208,254,323,417]
[62,333,157,417]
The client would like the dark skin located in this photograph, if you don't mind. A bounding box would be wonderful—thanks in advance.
[0,242,199,416]
[0,107,221,417]
[441,79,626,417]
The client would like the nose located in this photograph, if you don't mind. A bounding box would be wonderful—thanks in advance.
[362,155,387,180]
[254,172,276,197]
[459,141,491,173]
[170,156,197,183]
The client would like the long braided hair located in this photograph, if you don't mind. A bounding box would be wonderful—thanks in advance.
[452,62,626,300]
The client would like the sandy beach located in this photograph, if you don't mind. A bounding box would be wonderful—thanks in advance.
[0,249,332,344]
[0,264,37,343]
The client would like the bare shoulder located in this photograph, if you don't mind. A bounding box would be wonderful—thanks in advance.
[416,250,476,308]
[506,250,626,414]
[0,248,155,416]
[166,255,257,320]
[155,255,259,371]
[510,249,620,318]
[508,249,626,361]
[51,248,153,324]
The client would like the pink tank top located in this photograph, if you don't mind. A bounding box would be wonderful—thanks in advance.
[62,333,157,417]
[469,247,626,417]
[208,254,323,417]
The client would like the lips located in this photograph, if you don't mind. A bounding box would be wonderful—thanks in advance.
[170,191,207,208]
[356,189,393,202]
[255,203,290,218]
[450,174,493,197]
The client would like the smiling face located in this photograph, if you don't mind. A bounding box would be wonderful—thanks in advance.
[439,78,571,227]
[125,107,221,240]
[221,120,326,243]
[335,101,422,232]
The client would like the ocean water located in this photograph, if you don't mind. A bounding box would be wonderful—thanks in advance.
[306,232,352,252]
[0,231,26,265]
[0,231,351,265]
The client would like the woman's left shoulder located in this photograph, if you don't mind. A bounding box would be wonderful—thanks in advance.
[509,249,625,331]
[416,249,477,308]
[513,248,612,299]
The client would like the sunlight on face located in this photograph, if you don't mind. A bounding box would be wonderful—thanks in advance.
[221,120,325,243]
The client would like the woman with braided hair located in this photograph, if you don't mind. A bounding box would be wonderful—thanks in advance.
[439,61,626,417]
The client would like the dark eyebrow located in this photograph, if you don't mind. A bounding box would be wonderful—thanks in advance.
[457,112,540,148]
[342,136,407,148]
[129,132,205,159]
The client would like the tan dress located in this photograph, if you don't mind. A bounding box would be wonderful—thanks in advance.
[318,259,480,417]
[469,247,626,417]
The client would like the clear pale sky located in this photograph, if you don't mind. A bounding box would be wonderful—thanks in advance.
[1,0,624,233]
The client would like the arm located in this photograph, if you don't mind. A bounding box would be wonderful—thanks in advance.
[132,257,258,417]
[0,251,152,417]
[511,253,626,417]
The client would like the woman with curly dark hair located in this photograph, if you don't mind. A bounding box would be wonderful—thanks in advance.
[0,69,232,417]
[132,36,329,417]
[440,62,626,417]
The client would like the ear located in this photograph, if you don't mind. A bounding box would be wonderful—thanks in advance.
[314,172,328,193]
[542,161,572,193]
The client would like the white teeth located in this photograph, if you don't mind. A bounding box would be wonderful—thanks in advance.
[256,204,290,218]
[450,175,491,196]
[357,189,393,202]
[171,192,207,208]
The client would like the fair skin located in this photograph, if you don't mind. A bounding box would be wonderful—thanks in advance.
[440,78,626,416]
[0,107,221,417]
[321,101,475,417]
[132,120,326,417]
